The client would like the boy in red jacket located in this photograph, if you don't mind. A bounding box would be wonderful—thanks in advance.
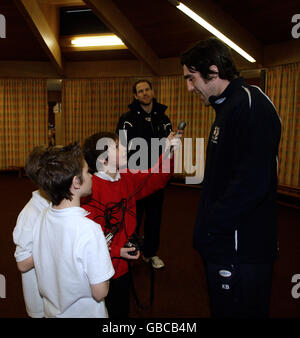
[81,131,180,318]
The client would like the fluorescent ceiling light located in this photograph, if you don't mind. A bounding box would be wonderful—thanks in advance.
[65,9,92,14]
[176,2,256,63]
[71,35,125,47]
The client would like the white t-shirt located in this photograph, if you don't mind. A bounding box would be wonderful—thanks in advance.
[13,190,49,318]
[32,206,114,318]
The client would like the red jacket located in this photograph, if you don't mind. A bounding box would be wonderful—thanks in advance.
[82,155,173,279]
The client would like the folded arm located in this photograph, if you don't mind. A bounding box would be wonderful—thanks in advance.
[90,280,110,302]
[17,256,34,273]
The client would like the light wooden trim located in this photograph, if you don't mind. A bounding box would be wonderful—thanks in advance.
[264,40,300,67]
[38,0,84,6]
[14,0,64,76]
[83,0,161,75]
[0,61,59,78]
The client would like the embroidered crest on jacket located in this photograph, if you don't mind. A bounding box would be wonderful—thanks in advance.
[211,126,220,144]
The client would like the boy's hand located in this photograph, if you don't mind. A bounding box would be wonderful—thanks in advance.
[120,247,140,260]
[167,130,184,140]
[166,131,183,154]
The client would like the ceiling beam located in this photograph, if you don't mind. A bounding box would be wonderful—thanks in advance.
[179,0,263,66]
[14,0,64,76]
[37,0,84,6]
[264,40,300,67]
[83,0,161,75]
[0,61,59,78]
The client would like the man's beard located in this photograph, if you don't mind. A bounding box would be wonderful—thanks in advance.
[139,99,152,106]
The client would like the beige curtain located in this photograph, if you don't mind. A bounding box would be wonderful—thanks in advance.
[156,76,214,178]
[61,76,214,180]
[0,79,48,169]
[265,63,300,188]
[62,78,134,145]
[157,75,214,141]
[62,76,214,141]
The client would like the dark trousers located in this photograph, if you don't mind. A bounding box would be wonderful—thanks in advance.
[105,273,130,319]
[136,189,164,258]
[204,261,274,318]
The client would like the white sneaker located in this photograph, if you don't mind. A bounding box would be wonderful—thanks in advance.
[143,255,165,269]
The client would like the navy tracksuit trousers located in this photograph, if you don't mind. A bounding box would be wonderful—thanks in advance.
[204,262,274,318]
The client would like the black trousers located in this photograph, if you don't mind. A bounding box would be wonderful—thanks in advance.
[204,261,274,318]
[105,273,130,319]
[136,189,164,258]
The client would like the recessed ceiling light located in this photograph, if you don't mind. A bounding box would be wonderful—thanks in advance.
[71,35,125,47]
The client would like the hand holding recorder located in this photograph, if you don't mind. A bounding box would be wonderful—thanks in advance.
[166,121,186,155]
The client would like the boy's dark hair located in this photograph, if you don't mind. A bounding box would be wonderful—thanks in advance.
[82,132,119,174]
[25,145,47,186]
[180,37,239,81]
[132,79,152,95]
[37,142,84,206]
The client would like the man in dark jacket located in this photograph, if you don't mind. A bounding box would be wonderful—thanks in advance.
[181,38,281,317]
[116,80,172,269]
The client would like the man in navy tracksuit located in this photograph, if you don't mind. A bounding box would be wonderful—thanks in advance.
[116,80,172,269]
[181,38,281,317]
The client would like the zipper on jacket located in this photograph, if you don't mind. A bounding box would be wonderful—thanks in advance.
[149,112,157,136]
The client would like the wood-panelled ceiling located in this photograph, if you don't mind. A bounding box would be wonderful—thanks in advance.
[214,0,300,44]
[0,0,299,77]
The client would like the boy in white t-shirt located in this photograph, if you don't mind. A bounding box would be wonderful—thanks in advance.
[13,146,49,318]
[16,143,114,318]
